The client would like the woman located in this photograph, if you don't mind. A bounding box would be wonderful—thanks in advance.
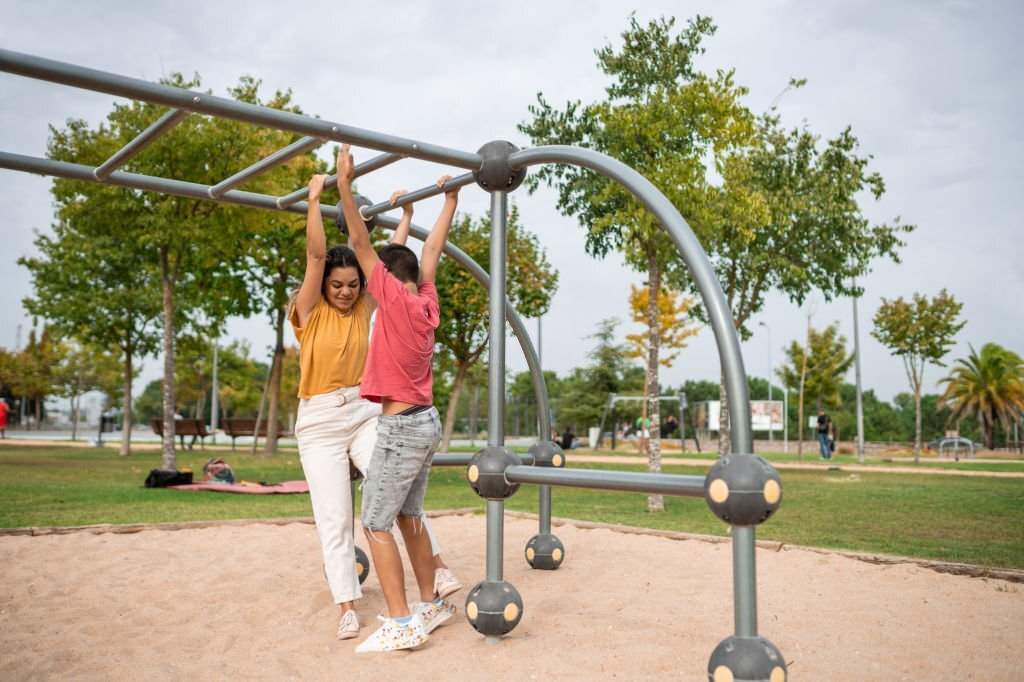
[290,174,459,641]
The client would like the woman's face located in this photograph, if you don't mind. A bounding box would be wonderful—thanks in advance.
[324,266,361,312]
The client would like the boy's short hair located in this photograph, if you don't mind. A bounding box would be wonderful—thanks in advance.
[378,244,419,284]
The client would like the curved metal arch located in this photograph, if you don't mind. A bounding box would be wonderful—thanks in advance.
[509,145,758,638]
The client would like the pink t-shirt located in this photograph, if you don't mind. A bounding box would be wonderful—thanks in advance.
[360,260,440,405]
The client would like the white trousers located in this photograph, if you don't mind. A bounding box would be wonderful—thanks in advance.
[295,386,441,604]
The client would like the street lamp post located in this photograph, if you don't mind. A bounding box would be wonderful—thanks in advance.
[759,321,774,444]
[852,281,866,464]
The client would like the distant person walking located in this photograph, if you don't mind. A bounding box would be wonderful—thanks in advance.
[0,398,8,438]
[560,427,575,451]
[816,409,832,460]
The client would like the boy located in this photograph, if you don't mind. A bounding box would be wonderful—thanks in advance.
[336,145,459,653]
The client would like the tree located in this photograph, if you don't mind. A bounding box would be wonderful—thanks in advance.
[433,205,558,451]
[554,319,644,439]
[777,323,854,460]
[872,290,964,462]
[939,343,1024,450]
[520,14,754,469]
[521,14,912,458]
[20,216,161,455]
[51,339,122,440]
[625,284,700,511]
[46,75,317,470]
[8,327,61,429]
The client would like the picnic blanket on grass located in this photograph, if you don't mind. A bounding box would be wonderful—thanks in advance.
[169,480,309,495]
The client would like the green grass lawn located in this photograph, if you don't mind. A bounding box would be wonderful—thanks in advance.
[2,445,1022,569]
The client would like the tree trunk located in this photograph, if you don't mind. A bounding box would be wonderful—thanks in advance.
[159,246,177,472]
[717,375,730,457]
[646,253,664,512]
[913,382,922,464]
[441,361,469,453]
[35,398,41,430]
[251,370,271,455]
[264,305,286,455]
[70,389,79,441]
[469,381,480,445]
[796,318,810,462]
[120,346,133,456]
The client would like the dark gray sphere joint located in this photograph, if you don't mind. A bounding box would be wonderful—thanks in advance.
[525,533,565,570]
[335,194,378,236]
[528,440,566,468]
[465,580,524,637]
[354,545,371,585]
[467,446,521,500]
[707,635,787,682]
[704,454,783,527]
[473,140,527,193]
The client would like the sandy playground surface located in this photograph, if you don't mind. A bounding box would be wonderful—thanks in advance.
[1,513,1022,681]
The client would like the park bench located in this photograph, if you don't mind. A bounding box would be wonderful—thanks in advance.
[150,418,210,450]
[220,418,291,451]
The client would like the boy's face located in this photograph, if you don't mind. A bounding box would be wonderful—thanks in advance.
[324,266,362,312]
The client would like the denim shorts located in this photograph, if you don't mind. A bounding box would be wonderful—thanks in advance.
[361,407,441,532]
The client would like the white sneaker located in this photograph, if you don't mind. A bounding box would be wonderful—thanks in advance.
[413,599,456,633]
[433,567,462,600]
[337,610,360,640]
[355,614,428,653]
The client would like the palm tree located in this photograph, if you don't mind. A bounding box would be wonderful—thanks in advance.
[939,343,1024,449]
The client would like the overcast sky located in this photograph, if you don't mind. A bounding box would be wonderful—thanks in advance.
[1,0,1021,403]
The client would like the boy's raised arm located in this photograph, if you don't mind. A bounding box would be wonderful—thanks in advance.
[336,145,380,278]
[419,175,460,283]
[388,189,413,246]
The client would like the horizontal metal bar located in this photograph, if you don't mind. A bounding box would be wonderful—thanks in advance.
[360,172,476,219]
[0,48,481,169]
[209,135,323,198]
[275,152,405,209]
[432,452,536,467]
[505,465,707,497]
[93,108,188,180]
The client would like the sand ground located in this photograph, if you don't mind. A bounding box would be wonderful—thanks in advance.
[1,514,1022,681]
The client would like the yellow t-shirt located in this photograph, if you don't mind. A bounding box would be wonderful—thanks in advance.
[289,295,372,399]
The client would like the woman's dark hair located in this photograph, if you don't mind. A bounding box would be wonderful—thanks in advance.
[322,245,366,293]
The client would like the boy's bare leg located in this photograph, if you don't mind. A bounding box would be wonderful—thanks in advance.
[364,529,411,618]
[397,515,439,602]
[433,555,448,570]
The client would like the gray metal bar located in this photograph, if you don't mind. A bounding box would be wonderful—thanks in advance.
[538,485,552,534]
[732,526,758,637]
[0,48,481,169]
[276,152,404,209]
[486,500,504,582]
[509,145,758,638]
[360,172,476,219]
[505,465,706,497]
[93,108,188,180]
[209,135,324,198]
[484,190,508,585]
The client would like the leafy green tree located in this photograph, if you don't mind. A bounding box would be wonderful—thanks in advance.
[51,339,123,440]
[433,205,558,451]
[521,14,753,479]
[20,216,161,454]
[873,290,964,461]
[46,75,317,470]
[777,323,853,459]
[521,14,911,458]
[940,343,1024,450]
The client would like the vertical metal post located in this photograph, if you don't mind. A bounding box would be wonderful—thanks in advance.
[732,526,758,637]
[852,284,866,464]
[485,190,508,585]
[537,310,553,535]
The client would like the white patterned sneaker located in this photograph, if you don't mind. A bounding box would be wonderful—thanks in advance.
[433,567,462,599]
[355,613,428,653]
[337,610,360,640]
[413,599,456,633]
